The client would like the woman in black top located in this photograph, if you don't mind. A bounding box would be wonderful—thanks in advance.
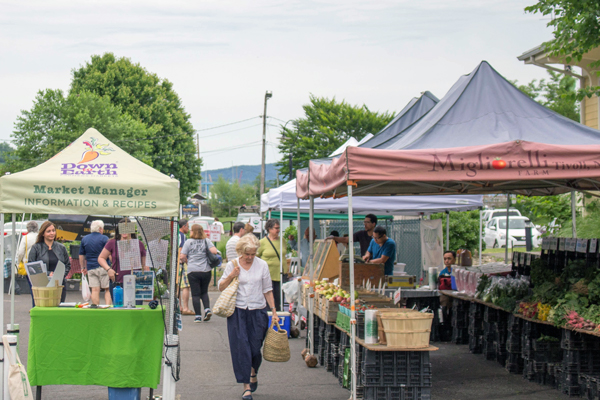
[28,221,71,303]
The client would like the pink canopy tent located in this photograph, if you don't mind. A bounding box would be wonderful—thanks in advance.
[297,61,600,400]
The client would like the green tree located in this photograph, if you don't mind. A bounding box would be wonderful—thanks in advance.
[208,176,258,217]
[7,89,153,173]
[431,210,485,254]
[0,143,14,164]
[276,95,394,180]
[514,193,572,228]
[70,53,201,200]
[525,0,600,99]
[513,70,579,121]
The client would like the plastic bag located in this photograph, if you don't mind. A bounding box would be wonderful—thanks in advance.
[282,280,301,304]
[81,274,91,302]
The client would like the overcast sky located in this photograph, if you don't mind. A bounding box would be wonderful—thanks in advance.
[1,0,553,171]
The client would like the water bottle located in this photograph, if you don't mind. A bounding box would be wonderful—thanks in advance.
[113,284,123,308]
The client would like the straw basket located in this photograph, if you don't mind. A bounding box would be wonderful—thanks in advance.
[263,320,290,362]
[32,281,63,307]
[380,311,433,348]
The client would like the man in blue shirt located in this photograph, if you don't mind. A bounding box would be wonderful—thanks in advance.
[364,226,396,276]
[80,220,110,305]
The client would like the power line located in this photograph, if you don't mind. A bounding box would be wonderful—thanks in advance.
[194,116,261,132]
[197,123,263,139]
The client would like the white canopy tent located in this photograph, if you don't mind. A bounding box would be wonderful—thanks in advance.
[0,128,181,400]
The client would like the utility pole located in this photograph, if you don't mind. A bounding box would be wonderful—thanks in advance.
[197,133,201,193]
[260,91,273,198]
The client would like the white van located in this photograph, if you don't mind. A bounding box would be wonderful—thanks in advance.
[482,208,522,223]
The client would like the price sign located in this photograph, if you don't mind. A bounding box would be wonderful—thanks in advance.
[576,239,588,254]
[541,238,547,250]
[590,239,597,254]
[520,252,525,264]
[512,252,519,265]
[566,238,577,252]
[559,238,566,251]
[209,222,222,243]
[394,287,402,305]
[526,253,532,266]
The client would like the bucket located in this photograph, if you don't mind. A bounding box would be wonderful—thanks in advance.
[32,281,63,307]
[108,387,141,400]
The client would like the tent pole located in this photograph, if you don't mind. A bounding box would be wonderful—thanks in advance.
[571,191,577,238]
[162,218,179,400]
[479,209,483,266]
[279,205,284,311]
[348,183,357,400]
[10,215,15,330]
[0,214,4,399]
[308,196,314,355]
[445,211,449,250]
[297,198,301,275]
[504,195,510,264]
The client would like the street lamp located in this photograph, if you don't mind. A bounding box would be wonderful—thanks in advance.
[260,90,273,198]
[281,119,297,181]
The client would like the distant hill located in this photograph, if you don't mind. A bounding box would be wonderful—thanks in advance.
[202,163,278,186]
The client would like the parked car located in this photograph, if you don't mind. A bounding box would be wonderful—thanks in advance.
[484,216,541,248]
[482,208,522,223]
[187,216,215,231]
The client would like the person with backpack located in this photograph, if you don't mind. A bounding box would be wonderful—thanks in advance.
[180,224,219,322]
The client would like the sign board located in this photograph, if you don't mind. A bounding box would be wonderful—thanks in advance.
[526,253,532,266]
[394,287,402,305]
[133,271,155,301]
[559,238,566,251]
[576,239,588,254]
[182,204,199,217]
[590,239,598,254]
[565,238,577,252]
[209,222,222,243]
[520,252,525,264]
[420,219,443,270]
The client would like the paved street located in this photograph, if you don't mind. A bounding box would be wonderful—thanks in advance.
[7,290,568,399]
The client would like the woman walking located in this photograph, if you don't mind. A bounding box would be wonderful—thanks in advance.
[257,219,287,311]
[28,221,71,303]
[219,234,279,400]
[180,224,218,322]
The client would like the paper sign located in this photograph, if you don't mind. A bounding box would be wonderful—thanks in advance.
[576,239,588,254]
[133,271,155,301]
[590,239,597,254]
[118,222,137,235]
[394,287,402,305]
[48,262,65,288]
[566,238,577,252]
[525,253,531,266]
[559,238,566,251]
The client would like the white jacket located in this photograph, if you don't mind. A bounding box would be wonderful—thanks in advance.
[17,232,37,264]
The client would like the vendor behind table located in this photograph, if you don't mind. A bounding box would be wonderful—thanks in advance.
[439,250,456,326]
[363,226,396,276]
[330,213,377,256]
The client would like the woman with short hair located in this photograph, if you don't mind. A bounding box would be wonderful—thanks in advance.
[17,221,40,267]
[180,224,218,322]
[28,221,71,303]
[219,234,279,400]
[257,219,287,311]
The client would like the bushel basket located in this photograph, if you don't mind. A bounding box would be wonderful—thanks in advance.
[263,319,290,362]
[380,311,433,349]
[32,280,63,307]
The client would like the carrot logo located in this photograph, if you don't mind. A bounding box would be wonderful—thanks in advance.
[78,137,115,164]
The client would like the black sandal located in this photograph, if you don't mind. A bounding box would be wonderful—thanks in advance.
[250,375,258,392]
[242,389,253,400]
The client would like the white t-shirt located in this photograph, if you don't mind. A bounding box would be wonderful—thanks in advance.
[226,235,240,262]
[214,221,224,234]
[219,257,273,310]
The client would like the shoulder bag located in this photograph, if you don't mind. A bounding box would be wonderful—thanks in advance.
[17,236,27,276]
[267,236,288,282]
[213,260,240,318]
[2,336,33,399]
[204,239,221,269]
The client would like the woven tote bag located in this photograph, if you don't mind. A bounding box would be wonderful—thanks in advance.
[213,261,240,318]
[263,319,291,362]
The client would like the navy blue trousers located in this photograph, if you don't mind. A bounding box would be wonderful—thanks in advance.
[227,307,269,384]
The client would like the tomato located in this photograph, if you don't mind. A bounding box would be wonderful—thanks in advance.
[492,158,506,170]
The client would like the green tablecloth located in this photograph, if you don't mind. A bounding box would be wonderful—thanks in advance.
[28,306,164,388]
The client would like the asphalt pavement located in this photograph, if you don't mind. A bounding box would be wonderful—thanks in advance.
[8,290,569,399]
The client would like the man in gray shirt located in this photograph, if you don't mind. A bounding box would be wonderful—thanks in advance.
[226,222,246,262]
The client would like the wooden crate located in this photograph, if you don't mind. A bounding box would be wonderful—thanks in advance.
[339,262,385,290]
[321,299,339,323]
